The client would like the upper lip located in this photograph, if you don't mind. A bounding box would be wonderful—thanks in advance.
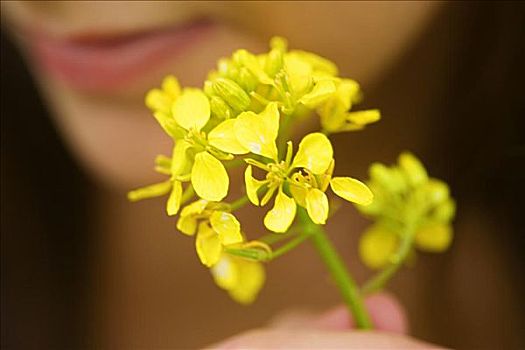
[25,18,215,92]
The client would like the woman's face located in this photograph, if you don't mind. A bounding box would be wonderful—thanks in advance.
[1,1,441,189]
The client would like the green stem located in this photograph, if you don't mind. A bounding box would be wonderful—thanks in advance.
[230,195,250,211]
[277,114,296,154]
[225,157,246,169]
[180,185,195,205]
[297,208,372,329]
[271,232,311,260]
[259,226,299,245]
[361,219,417,295]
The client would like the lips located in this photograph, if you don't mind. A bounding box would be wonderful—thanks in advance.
[27,19,215,91]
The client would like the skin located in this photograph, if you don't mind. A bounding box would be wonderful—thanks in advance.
[1,1,449,348]
[210,294,445,349]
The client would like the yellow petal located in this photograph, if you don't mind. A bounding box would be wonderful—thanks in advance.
[228,258,265,305]
[235,102,279,160]
[284,54,313,95]
[292,133,333,174]
[398,152,428,187]
[208,119,249,155]
[305,188,329,225]
[346,109,381,126]
[315,159,335,192]
[180,199,209,217]
[210,211,243,245]
[264,189,297,233]
[171,140,193,176]
[330,177,373,205]
[166,181,182,216]
[244,165,266,206]
[415,224,453,253]
[145,89,170,113]
[191,152,229,202]
[232,49,273,85]
[151,111,184,139]
[290,50,338,76]
[176,199,208,235]
[195,222,222,267]
[299,80,336,108]
[176,215,198,236]
[359,225,398,269]
[211,254,238,290]
[172,88,210,131]
[127,181,172,202]
[154,154,172,175]
[289,183,307,208]
[161,75,181,99]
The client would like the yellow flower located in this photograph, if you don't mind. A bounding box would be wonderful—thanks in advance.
[145,75,181,114]
[319,79,381,133]
[176,200,244,267]
[357,152,456,269]
[145,84,253,202]
[359,223,453,269]
[144,75,186,139]
[127,149,184,216]
[130,36,391,306]
[236,103,372,232]
[211,253,265,304]
[204,36,370,121]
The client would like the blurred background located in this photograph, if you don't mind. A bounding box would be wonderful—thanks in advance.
[1,1,524,349]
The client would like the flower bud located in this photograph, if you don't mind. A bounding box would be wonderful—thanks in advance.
[218,58,240,81]
[346,109,381,126]
[433,198,456,222]
[203,80,215,96]
[399,152,428,187]
[238,67,258,92]
[212,78,251,112]
[270,36,288,52]
[370,163,406,193]
[424,179,449,206]
[265,48,284,77]
[210,96,233,120]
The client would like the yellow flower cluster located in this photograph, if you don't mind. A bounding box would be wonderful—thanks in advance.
[357,152,456,270]
[128,37,382,304]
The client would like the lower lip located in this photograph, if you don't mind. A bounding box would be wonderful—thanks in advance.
[28,20,215,91]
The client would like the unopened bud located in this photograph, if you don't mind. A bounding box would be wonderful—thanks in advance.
[210,96,233,120]
[434,198,456,222]
[238,67,258,92]
[212,78,251,112]
[346,109,381,126]
[270,36,288,52]
[265,48,284,77]
[424,179,449,206]
[399,152,428,187]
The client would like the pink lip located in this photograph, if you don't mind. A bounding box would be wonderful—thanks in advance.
[27,19,215,91]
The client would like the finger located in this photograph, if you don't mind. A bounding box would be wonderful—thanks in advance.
[314,292,408,334]
[269,309,317,329]
[207,329,445,350]
[268,292,408,333]
[366,292,409,334]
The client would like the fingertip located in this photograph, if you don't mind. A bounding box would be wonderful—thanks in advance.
[313,292,408,333]
[365,292,409,334]
[314,305,354,330]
